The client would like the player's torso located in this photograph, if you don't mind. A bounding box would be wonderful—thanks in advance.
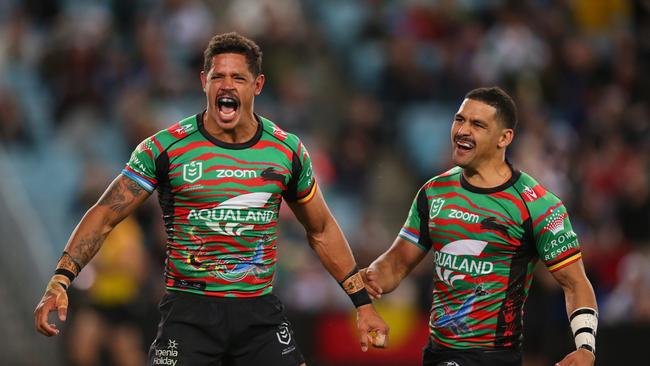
[159,119,295,297]
[424,171,534,348]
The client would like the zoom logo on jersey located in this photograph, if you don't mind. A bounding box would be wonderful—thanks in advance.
[434,239,493,288]
[448,209,480,223]
[216,169,257,178]
[182,161,203,183]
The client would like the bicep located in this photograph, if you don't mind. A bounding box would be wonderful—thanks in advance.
[549,259,589,291]
[287,186,331,234]
[95,174,151,224]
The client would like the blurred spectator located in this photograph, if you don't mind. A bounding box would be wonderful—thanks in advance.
[1,0,649,365]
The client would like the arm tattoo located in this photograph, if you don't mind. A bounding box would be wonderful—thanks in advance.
[56,252,82,275]
[125,178,145,197]
[97,176,144,213]
[68,232,103,268]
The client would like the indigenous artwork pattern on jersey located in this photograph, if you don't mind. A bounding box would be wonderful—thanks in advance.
[123,113,315,297]
[400,166,580,349]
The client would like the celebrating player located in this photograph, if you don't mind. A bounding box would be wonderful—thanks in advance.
[363,87,597,366]
[34,32,388,365]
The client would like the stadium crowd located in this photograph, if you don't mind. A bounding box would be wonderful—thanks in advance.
[1,0,648,365]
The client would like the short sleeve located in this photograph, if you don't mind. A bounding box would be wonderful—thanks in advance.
[533,201,581,272]
[284,141,316,204]
[398,188,432,252]
[121,137,159,193]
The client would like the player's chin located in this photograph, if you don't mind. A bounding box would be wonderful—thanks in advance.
[452,151,473,167]
[216,116,240,130]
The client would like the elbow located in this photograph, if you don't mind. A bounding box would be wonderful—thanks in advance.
[87,204,120,234]
[306,230,327,251]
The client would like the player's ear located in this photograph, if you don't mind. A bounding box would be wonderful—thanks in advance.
[498,128,513,149]
[200,70,207,93]
[254,74,265,96]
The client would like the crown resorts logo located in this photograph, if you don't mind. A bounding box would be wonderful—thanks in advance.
[544,209,567,235]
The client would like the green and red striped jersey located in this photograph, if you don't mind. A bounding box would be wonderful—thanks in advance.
[399,164,581,349]
[122,113,316,297]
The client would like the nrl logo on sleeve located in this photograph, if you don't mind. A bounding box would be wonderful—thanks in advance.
[430,197,445,219]
[183,161,203,183]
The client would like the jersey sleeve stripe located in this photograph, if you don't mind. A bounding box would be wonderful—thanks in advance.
[296,180,317,204]
[546,247,581,266]
[399,228,419,243]
[398,229,427,251]
[548,252,582,272]
[121,168,156,193]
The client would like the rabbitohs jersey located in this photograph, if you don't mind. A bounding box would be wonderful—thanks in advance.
[399,165,581,349]
[122,113,316,297]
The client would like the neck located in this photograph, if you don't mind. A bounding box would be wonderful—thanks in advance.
[462,158,511,188]
[203,111,258,144]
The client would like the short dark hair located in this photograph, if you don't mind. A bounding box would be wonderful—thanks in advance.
[465,87,518,130]
[203,32,262,76]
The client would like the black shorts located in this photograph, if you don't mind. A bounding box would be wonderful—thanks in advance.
[422,339,522,366]
[148,291,304,366]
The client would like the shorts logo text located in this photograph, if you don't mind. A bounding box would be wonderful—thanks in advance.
[152,339,179,366]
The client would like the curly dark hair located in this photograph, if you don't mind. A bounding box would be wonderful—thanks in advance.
[203,32,262,76]
[465,87,518,130]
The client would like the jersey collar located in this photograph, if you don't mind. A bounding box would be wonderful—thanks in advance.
[196,111,263,150]
[460,160,521,194]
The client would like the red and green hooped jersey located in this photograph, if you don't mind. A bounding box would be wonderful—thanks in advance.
[122,113,316,297]
[399,165,581,349]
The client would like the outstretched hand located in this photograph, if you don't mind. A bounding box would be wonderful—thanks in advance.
[360,267,383,299]
[34,278,69,336]
[555,349,595,366]
[356,304,389,352]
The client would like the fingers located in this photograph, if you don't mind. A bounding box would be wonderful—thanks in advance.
[362,268,383,299]
[357,307,390,351]
[34,300,59,337]
[359,327,369,352]
[57,294,69,322]
[370,330,388,348]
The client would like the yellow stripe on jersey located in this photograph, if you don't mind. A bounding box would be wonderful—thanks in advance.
[548,252,582,272]
[297,181,317,204]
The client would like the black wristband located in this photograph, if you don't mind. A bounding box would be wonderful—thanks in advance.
[338,266,373,307]
[349,288,373,307]
[54,268,76,283]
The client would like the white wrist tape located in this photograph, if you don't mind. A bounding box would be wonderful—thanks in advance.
[569,307,598,354]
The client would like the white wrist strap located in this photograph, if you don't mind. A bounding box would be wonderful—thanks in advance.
[570,307,598,354]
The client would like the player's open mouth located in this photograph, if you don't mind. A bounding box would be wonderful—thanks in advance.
[217,96,239,121]
[455,138,475,151]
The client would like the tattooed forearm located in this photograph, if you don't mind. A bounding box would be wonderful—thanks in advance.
[56,252,82,275]
[67,232,104,268]
[98,179,127,212]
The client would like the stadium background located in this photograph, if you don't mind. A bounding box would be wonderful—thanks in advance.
[0,0,648,365]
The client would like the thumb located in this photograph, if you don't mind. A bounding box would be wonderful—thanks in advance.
[359,327,369,352]
[366,267,376,279]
